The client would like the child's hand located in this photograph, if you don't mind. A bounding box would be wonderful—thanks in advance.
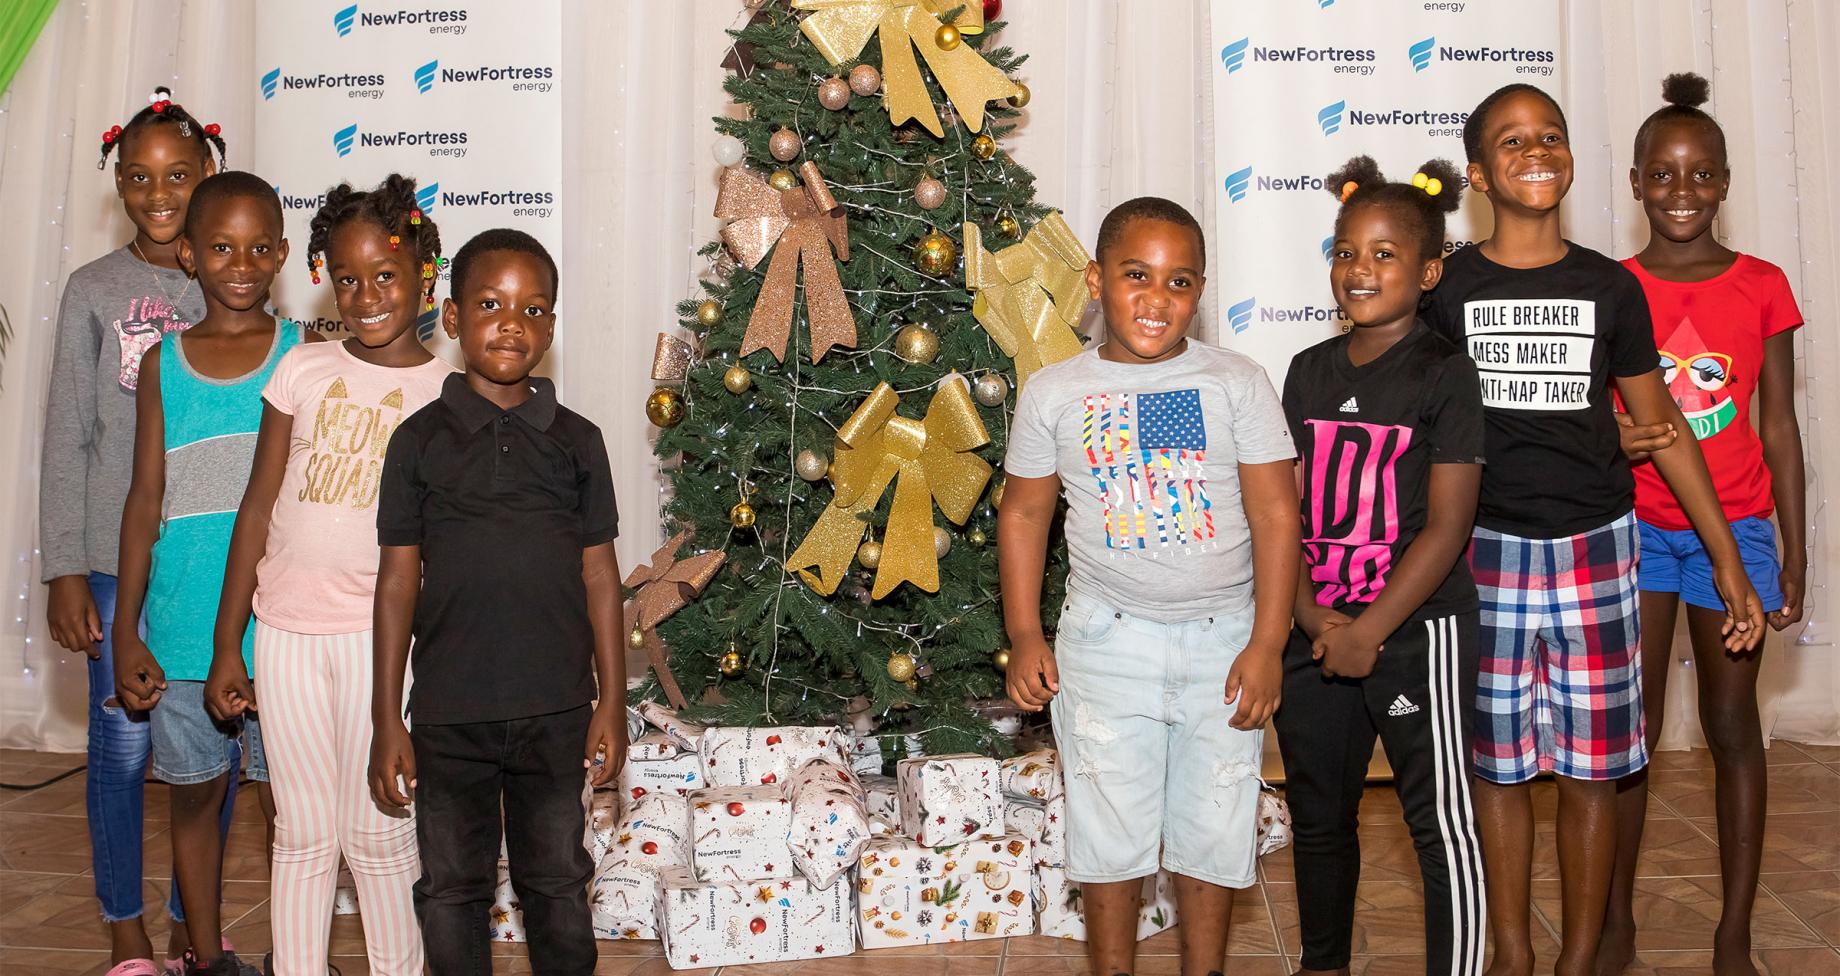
[1295,602,1355,642]
[1312,619,1383,679]
[1005,636,1060,712]
[46,576,103,658]
[1615,411,1676,463]
[1225,645,1281,730]
[1711,561,1766,653]
[1769,560,1806,631]
[113,637,166,711]
[203,658,258,721]
[584,703,628,788]
[368,718,417,808]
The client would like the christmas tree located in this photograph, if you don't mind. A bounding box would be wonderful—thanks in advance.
[633,0,1084,757]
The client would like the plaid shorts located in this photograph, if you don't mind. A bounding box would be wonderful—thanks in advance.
[1468,512,1647,784]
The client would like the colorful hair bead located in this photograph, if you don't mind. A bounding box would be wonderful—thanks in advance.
[389,234,401,250]
[204,123,221,136]
[422,261,434,280]
[1340,180,1359,202]
[410,209,423,226]
[150,100,170,114]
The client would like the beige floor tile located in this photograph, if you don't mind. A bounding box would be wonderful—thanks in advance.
[0,810,102,874]
[1760,871,1840,945]
[0,774,91,817]
[1708,811,1840,873]
[1613,947,1840,974]
[1653,761,1839,819]
[1259,821,1427,885]
[722,954,1003,975]
[1002,955,1187,975]
[1778,741,1840,765]
[1530,875,1822,951]
[0,947,114,975]
[1266,880,1521,957]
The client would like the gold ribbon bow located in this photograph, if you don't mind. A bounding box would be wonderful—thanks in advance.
[651,333,695,383]
[624,531,727,709]
[715,160,857,363]
[788,381,992,599]
[963,212,1090,391]
[793,0,1019,137]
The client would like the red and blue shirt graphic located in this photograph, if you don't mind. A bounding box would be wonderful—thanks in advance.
[1082,389,1215,551]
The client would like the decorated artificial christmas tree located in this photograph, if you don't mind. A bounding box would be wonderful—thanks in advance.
[633,0,1085,757]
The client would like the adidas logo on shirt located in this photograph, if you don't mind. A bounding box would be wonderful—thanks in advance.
[1386,694,1419,717]
[1339,397,1359,413]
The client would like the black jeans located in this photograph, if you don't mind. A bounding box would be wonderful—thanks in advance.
[1272,611,1487,976]
[412,705,595,976]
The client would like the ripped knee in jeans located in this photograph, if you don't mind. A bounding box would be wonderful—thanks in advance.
[1210,759,1262,805]
[1070,700,1120,783]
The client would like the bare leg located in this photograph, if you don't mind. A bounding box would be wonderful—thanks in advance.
[1684,604,1765,976]
[169,775,231,967]
[1554,777,1617,976]
[1083,878,1147,976]
[1598,590,1678,975]
[1475,778,1534,976]
[1172,873,1233,976]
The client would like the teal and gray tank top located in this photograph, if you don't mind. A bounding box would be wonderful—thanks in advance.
[146,321,303,680]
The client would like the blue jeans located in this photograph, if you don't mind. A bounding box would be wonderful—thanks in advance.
[86,573,239,923]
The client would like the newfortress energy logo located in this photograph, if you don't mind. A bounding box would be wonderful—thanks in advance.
[260,67,385,100]
[334,4,469,38]
[1219,37,1378,77]
[1224,297,1350,334]
[1317,99,1468,139]
[431,183,557,220]
[1408,36,1556,76]
[333,124,471,159]
[274,185,328,212]
[412,58,556,94]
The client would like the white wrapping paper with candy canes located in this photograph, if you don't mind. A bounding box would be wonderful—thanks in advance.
[1034,866,1179,942]
[490,862,526,943]
[896,754,1005,847]
[587,789,620,867]
[1256,789,1293,856]
[619,746,706,802]
[590,791,690,941]
[698,725,849,788]
[657,865,856,967]
[1002,797,1068,868]
[998,749,1065,803]
[690,785,794,882]
[786,757,871,889]
[856,833,1035,948]
[636,701,706,751]
[861,773,899,829]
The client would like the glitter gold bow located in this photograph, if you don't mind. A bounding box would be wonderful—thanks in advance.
[964,213,1090,392]
[787,381,992,599]
[793,0,1020,137]
[624,531,727,709]
[651,333,695,383]
[715,161,857,363]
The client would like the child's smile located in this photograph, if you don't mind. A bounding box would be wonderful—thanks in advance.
[1470,90,1573,215]
[1085,217,1206,366]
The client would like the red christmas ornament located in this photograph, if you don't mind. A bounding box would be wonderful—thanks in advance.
[641,841,658,855]
[727,801,746,816]
[749,917,767,935]
[982,0,1001,19]
[630,787,649,800]
[765,735,782,746]
[760,772,778,785]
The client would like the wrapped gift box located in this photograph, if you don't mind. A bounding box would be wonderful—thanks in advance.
[896,754,1004,847]
[620,750,705,801]
[587,788,619,867]
[999,749,1064,803]
[631,730,685,762]
[787,757,870,890]
[861,773,899,828]
[690,785,793,882]
[637,701,706,750]
[845,734,887,777]
[590,791,690,941]
[1035,866,1178,942]
[1257,789,1292,856]
[856,834,1034,948]
[1002,796,1067,868]
[698,725,849,788]
[657,865,855,967]
[490,862,526,943]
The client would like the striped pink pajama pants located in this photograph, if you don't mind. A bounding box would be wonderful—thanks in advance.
[254,623,422,975]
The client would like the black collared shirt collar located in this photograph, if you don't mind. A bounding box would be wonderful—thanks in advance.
[439,372,559,432]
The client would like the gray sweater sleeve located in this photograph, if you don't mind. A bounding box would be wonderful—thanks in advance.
[38,273,99,582]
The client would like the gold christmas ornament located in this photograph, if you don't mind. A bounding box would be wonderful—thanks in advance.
[972,373,1008,406]
[795,449,830,481]
[914,229,958,277]
[787,382,993,598]
[848,63,881,96]
[818,76,852,110]
[934,23,961,50]
[696,299,725,328]
[1007,82,1030,108]
[767,168,800,191]
[932,526,952,558]
[894,322,941,364]
[989,475,1006,509]
[968,527,987,546]
[913,176,946,211]
[729,501,758,529]
[904,678,920,692]
[623,530,726,709]
[716,162,857,363]
[769,127,802,162]
[646,388,686,428]
[857,539,883,569]
[995,214,1021,239]
[628,626,647,650]
[795,0,1015,137]
[971,133,997,160]
[992,648,1009,671]
[719,648,746,677]
[723,364,753,394]
[963,212,1090,392]
[886,652,917,682]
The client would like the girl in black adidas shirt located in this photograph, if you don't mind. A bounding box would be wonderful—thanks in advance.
[1275,156,1489,976]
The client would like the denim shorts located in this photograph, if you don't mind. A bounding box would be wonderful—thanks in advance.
[1638,515,1785,614]
[149,680,260,786]
[1048,592,1264,889]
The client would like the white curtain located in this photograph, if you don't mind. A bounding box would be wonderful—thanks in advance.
[3,0,1834,752]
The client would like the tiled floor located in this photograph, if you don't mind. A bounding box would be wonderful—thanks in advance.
[3,744,1838,975]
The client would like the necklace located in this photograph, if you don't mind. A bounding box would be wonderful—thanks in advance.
[129,239,196,313]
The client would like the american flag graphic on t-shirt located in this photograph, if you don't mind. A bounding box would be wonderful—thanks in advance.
[1081,389,1214,550]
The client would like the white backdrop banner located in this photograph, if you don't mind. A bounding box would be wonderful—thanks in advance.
[1208,1,1562,388]
[252,1,561,366]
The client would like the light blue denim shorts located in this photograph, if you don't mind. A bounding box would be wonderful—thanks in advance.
[1049,591,1265,889]
[149,680,264,785]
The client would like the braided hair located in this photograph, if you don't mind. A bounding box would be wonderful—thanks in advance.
[1461,83,1568,165]
[1633,72,1725,163]
[305,174,442,306]
[98,86,227,170]
[1325,155,1463,261]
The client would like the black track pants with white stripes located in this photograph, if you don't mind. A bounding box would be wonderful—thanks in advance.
[1273,611,1487,975]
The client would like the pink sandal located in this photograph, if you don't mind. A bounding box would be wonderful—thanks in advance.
[104,961,162,976]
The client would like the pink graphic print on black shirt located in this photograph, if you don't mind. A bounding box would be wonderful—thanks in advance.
[1301,419,1411,605]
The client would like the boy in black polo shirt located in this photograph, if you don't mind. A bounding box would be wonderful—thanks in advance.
[369,228,625,976]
